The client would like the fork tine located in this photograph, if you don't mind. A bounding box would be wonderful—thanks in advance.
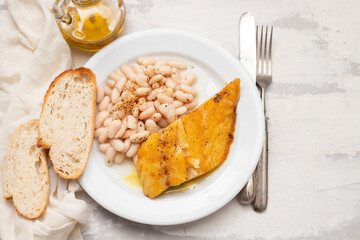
[268,26,273,77]
[264,26,268,76]
[256,25,259,76]
[259,25,264,76]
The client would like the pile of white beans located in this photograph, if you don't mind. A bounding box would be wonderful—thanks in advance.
[94,56,198,165]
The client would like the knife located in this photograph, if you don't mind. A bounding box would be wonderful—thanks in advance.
[237,12,257,205]
[239,12,256,82]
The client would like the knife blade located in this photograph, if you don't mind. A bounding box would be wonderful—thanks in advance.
[237,12,257,205]
[239,12,256,82]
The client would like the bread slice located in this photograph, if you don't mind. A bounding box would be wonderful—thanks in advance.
[2,120,49,219]
[38,68,96,179]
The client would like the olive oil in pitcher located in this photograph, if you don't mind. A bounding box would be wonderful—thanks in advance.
[52,0,125,51]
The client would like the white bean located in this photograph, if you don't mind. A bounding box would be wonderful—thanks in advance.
[159,103,176,120]
[173,100,183,108]
[113,109,126,119]
[104,86,112,96]
[105,147,116,165]
[169,59,187,70]
[135,87,151,96]
[157,93,173,104]
[94,127,106,138]
[115,77,127,92]
[167,115,176,124]
[138,104,148,113]
[99,143,111,153]
[115,152,126,164]
[145,119,158,134]
[121,90,134,100]
[127,115,137,129]
[132,63,144,74]
[155,59,168,66]
[152,82,160,89]
[103,117,112,127]
[135,74,149,87]
[115,119,127,138]
[107,103,113,112]
[181,73,197,85]
[149,74,163,85]
[115,68,126,78]
[143,65,155,78]
[115,69,126,78]
[165,78,176,89]
[95,111,109,128]
[158,118,169,128]
[175,106,187,115]
[150,113,162,122]
[164,88,173,98]
[111,88,120,103]
[147,89,158,100]
[130,131,149,143]
[160,77,167,85]
[147,101,154,108]
[153,65,172,76]
[122,138,131,153]
[180,84,198,96]
[109,72,122,82]
[123,129,137,139]
[142,57,156,66]
[129,74,137,83]
[174,90,193,103]
[133,155,138,165]
[121,65,136,79]
[126,143,140,158]
[137,56,146,65]
[106,79,116,88]
[137,121,145,132]
[108,120,122,138]
[98,96,110,112]
[111,139,125,152]
[97,86,105,103]
[139,106,155,120]
[184,99,198,110]
[98,130,109,143]
[132,106,139,119]
[138,97,146,106]
[157,85,166,95]
[170,68,181,82]
[125,81,138,91]
[154,100,161,112]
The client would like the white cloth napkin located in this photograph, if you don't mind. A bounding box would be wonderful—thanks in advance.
[0,0,88,239]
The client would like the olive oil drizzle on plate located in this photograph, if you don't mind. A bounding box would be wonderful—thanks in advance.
[122,167,216,195]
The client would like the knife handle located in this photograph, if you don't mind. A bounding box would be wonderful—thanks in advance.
[237,172,255,204]
[252,116,268,212]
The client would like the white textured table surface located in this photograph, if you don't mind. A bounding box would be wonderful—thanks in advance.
[70,0,360,239]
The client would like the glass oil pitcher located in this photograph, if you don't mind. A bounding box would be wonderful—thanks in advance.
[52,0,125,51]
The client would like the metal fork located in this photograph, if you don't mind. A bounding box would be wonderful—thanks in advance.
[252,25,273,212]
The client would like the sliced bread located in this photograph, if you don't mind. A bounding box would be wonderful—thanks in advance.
[2,120,49,219]
[38,68,96,179]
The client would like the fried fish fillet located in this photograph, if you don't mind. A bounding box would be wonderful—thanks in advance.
[136,79,240,198]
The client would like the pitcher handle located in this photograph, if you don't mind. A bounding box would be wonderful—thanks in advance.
[52,0,72,24]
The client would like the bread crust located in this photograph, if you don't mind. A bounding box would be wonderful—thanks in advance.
[2,119,49,219]
[37,68,96,179]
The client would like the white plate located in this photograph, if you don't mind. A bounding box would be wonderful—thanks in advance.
[79,29,264,225]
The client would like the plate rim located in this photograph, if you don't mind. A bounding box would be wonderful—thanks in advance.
[80,28,264,225]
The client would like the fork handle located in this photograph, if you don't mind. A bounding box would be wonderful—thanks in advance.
[253,88,268,212]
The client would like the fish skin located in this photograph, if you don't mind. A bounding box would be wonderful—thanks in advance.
[136,79,241,199]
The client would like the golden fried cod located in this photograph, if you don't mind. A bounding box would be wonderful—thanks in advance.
[136,79,240,198]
